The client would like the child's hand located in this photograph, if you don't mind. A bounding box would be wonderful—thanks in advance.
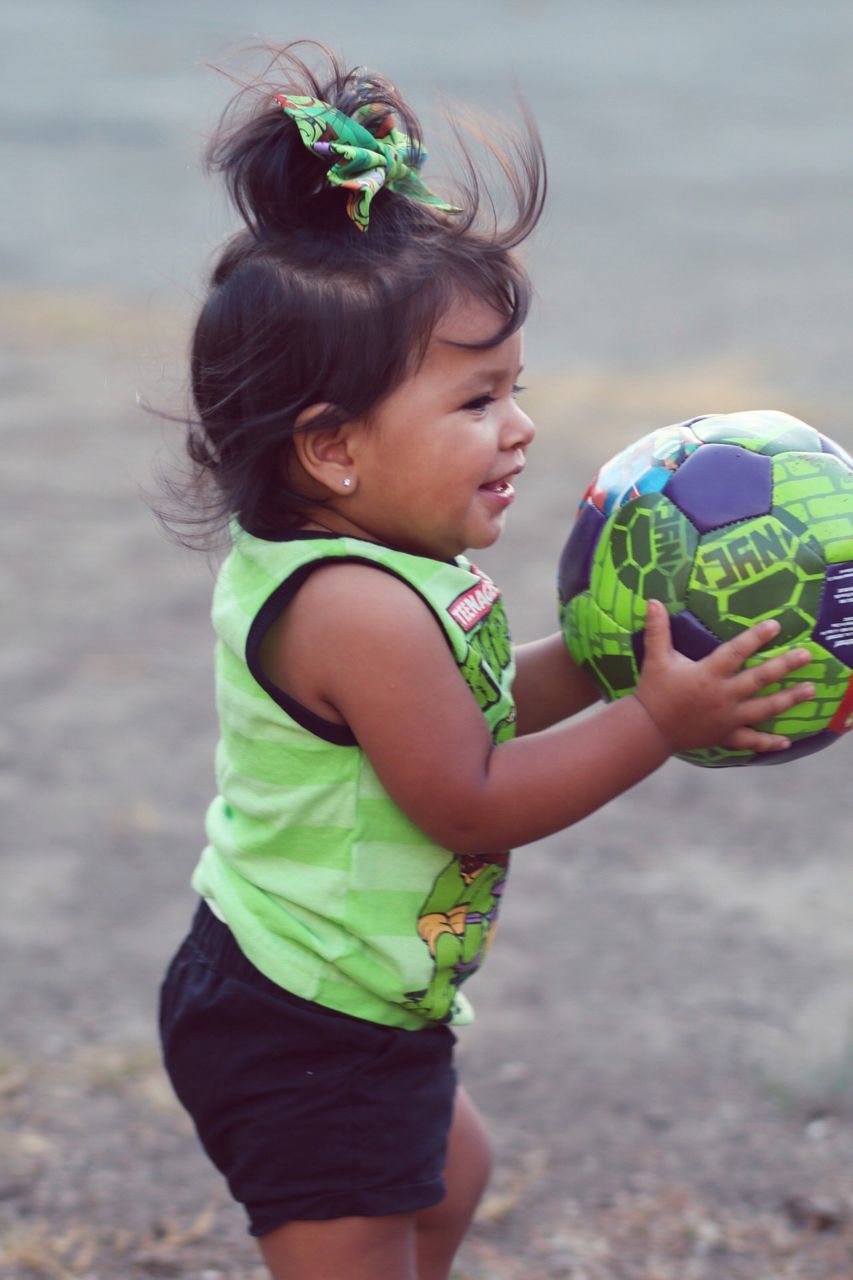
[634,599,815,755]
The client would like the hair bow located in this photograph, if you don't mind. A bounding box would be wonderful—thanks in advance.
[273,92,457,232]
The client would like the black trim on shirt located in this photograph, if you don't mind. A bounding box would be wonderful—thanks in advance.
[244,546,462,747]
[246,562,358,746]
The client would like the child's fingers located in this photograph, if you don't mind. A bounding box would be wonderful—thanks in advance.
[708,617,782,672]
[737,680,815,724]
[730,645,813,694]
[724,726,794,753]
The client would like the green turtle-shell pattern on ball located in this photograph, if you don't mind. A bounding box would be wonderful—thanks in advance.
[558,410,853,766]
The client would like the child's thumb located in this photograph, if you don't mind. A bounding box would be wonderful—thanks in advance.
[643,599,672,659]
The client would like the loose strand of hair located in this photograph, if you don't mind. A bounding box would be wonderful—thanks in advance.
[442,93,547,250]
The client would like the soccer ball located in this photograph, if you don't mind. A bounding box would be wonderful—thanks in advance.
[558,410,853,766]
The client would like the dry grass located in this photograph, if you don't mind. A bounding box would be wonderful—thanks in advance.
[461,1187,853,1280]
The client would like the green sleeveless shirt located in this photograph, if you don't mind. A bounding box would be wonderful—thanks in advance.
[191,528,516,1029]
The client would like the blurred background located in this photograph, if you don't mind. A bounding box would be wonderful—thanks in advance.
[3,3,853,1277]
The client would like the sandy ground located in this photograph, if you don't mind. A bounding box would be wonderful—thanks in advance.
[2,295,853,1278]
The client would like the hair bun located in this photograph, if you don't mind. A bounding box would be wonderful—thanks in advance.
[206,44,422,240]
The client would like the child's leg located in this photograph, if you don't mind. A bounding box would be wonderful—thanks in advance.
[259,1213,419,1280]
[258,1087,491,1280]
[414,1085,492,1280]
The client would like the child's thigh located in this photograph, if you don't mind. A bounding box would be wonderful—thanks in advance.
[259,1212,418,1280]
[258,1091,491,1280]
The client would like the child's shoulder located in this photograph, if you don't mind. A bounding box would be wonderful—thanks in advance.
[277,554,439,645]
[259,551,475,744]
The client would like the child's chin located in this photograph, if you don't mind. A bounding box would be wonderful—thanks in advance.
[472,517,508,548]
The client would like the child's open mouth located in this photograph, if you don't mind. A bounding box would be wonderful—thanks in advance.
[479,477,515,497]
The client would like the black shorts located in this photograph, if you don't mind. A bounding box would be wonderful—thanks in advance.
[158,901,457,1237]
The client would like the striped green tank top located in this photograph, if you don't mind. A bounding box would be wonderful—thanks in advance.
[192,528,516,1029]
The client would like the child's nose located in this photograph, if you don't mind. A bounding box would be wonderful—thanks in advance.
[504,400,535,451]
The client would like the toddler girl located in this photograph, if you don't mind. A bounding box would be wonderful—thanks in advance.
[159,43,814,1280]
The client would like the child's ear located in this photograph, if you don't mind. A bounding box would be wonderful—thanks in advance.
[292,404,360,496]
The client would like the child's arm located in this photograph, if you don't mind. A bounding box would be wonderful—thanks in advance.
[512,635,600,734]
[263,568,814,854]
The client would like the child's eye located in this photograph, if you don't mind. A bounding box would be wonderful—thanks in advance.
[463,394,495,413]
[463,385,527,412]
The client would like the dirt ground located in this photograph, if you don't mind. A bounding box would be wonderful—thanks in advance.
[3,289,853,1280]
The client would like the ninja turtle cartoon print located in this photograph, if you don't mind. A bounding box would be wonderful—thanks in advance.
[403,851,510,1022]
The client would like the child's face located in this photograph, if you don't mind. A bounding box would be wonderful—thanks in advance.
[339,295,534,560]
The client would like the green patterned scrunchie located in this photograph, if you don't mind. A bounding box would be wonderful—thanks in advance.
[273,92,457,232]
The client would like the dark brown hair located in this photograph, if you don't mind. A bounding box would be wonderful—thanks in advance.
[170,42,546,542]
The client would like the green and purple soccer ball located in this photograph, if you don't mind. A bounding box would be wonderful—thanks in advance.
[558,410,853,766]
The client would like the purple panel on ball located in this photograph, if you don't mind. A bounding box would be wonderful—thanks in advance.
[558,502,607,603]
[670,610,722,659]
[819,433,853,469]
[813,563,853,664]
[631,608,720,671]
[664,443,772,533]
[751,729,835,765]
